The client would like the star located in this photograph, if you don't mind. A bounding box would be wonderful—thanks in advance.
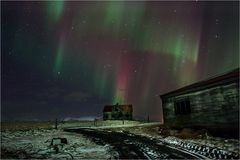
[215,34,220,39]
[104,64,112,69]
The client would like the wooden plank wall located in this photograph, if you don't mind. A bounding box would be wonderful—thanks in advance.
[163,82,239,132]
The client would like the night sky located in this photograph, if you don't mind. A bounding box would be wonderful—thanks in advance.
[2,1,239,121]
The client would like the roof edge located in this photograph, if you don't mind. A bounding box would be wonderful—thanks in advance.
[160,68,239,99]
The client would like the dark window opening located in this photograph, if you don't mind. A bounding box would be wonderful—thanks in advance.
[174,99,191,115]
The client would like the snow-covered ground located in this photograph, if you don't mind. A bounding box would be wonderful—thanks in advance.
[111,126,240,159]
[1,120,157,159]
[62,121,239,159]
[160,136,239,159]
[65,121,161,129]
[58,120,146,129]
[1,122,239,159]
[1,129,116,159]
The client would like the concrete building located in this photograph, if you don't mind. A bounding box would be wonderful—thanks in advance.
[103,104,133,120]
[160,68,239,138]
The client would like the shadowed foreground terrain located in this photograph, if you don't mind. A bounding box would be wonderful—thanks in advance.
[1,121,239,159]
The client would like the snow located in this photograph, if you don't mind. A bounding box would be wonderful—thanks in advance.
[1,129,115,159]
[63,116,99,122]
[2,122,239,159]
[65,121,162,130]
[106,126,239,159]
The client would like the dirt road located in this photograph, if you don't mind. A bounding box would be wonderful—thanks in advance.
[65,128,208,159]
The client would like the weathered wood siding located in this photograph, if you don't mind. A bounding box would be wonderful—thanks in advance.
[163,82,239,130]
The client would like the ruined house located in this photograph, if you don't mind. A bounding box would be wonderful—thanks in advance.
[160,68,239,137]
[103,104,133,120]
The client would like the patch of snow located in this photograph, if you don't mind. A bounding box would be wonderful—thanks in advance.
[158,136,239,159]
[114,126,239,159]
[67,122,161,130]
[63,116,99,122]
[1,129,115,159]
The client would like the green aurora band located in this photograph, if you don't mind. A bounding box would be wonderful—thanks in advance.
[5,1,237,120]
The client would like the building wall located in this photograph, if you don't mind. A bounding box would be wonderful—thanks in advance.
[103,112,112,120]
[111,110,132,120]
[162,82,239,135]
[103,105,133,120]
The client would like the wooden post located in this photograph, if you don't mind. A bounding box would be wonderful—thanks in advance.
[94,118,97,127]
[55,118,58,129]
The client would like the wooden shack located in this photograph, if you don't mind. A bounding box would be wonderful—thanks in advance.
[160,68,239,137]
[103,104,133,120]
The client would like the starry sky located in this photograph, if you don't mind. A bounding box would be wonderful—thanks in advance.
[2,1,239,121]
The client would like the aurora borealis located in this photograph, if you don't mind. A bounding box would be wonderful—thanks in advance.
[2,1,239,121]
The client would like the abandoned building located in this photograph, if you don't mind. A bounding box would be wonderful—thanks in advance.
[103,104,133,120]
[160,68,239,138]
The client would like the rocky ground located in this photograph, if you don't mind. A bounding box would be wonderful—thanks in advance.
[107,126,240,159]
[1,122,239,159]
[1,129,115,159]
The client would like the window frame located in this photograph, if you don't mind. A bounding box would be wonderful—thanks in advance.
[174,98,191,115]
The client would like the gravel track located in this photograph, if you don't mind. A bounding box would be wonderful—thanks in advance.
[65,128,208,159]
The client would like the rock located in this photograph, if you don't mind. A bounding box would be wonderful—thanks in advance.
[50,138,68,146]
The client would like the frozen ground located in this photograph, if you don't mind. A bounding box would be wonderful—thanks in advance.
[1,122,239,159]
[107,126,240,159]
[64,121,161,129]
[1,129,116,159]
[58,120,146,129]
